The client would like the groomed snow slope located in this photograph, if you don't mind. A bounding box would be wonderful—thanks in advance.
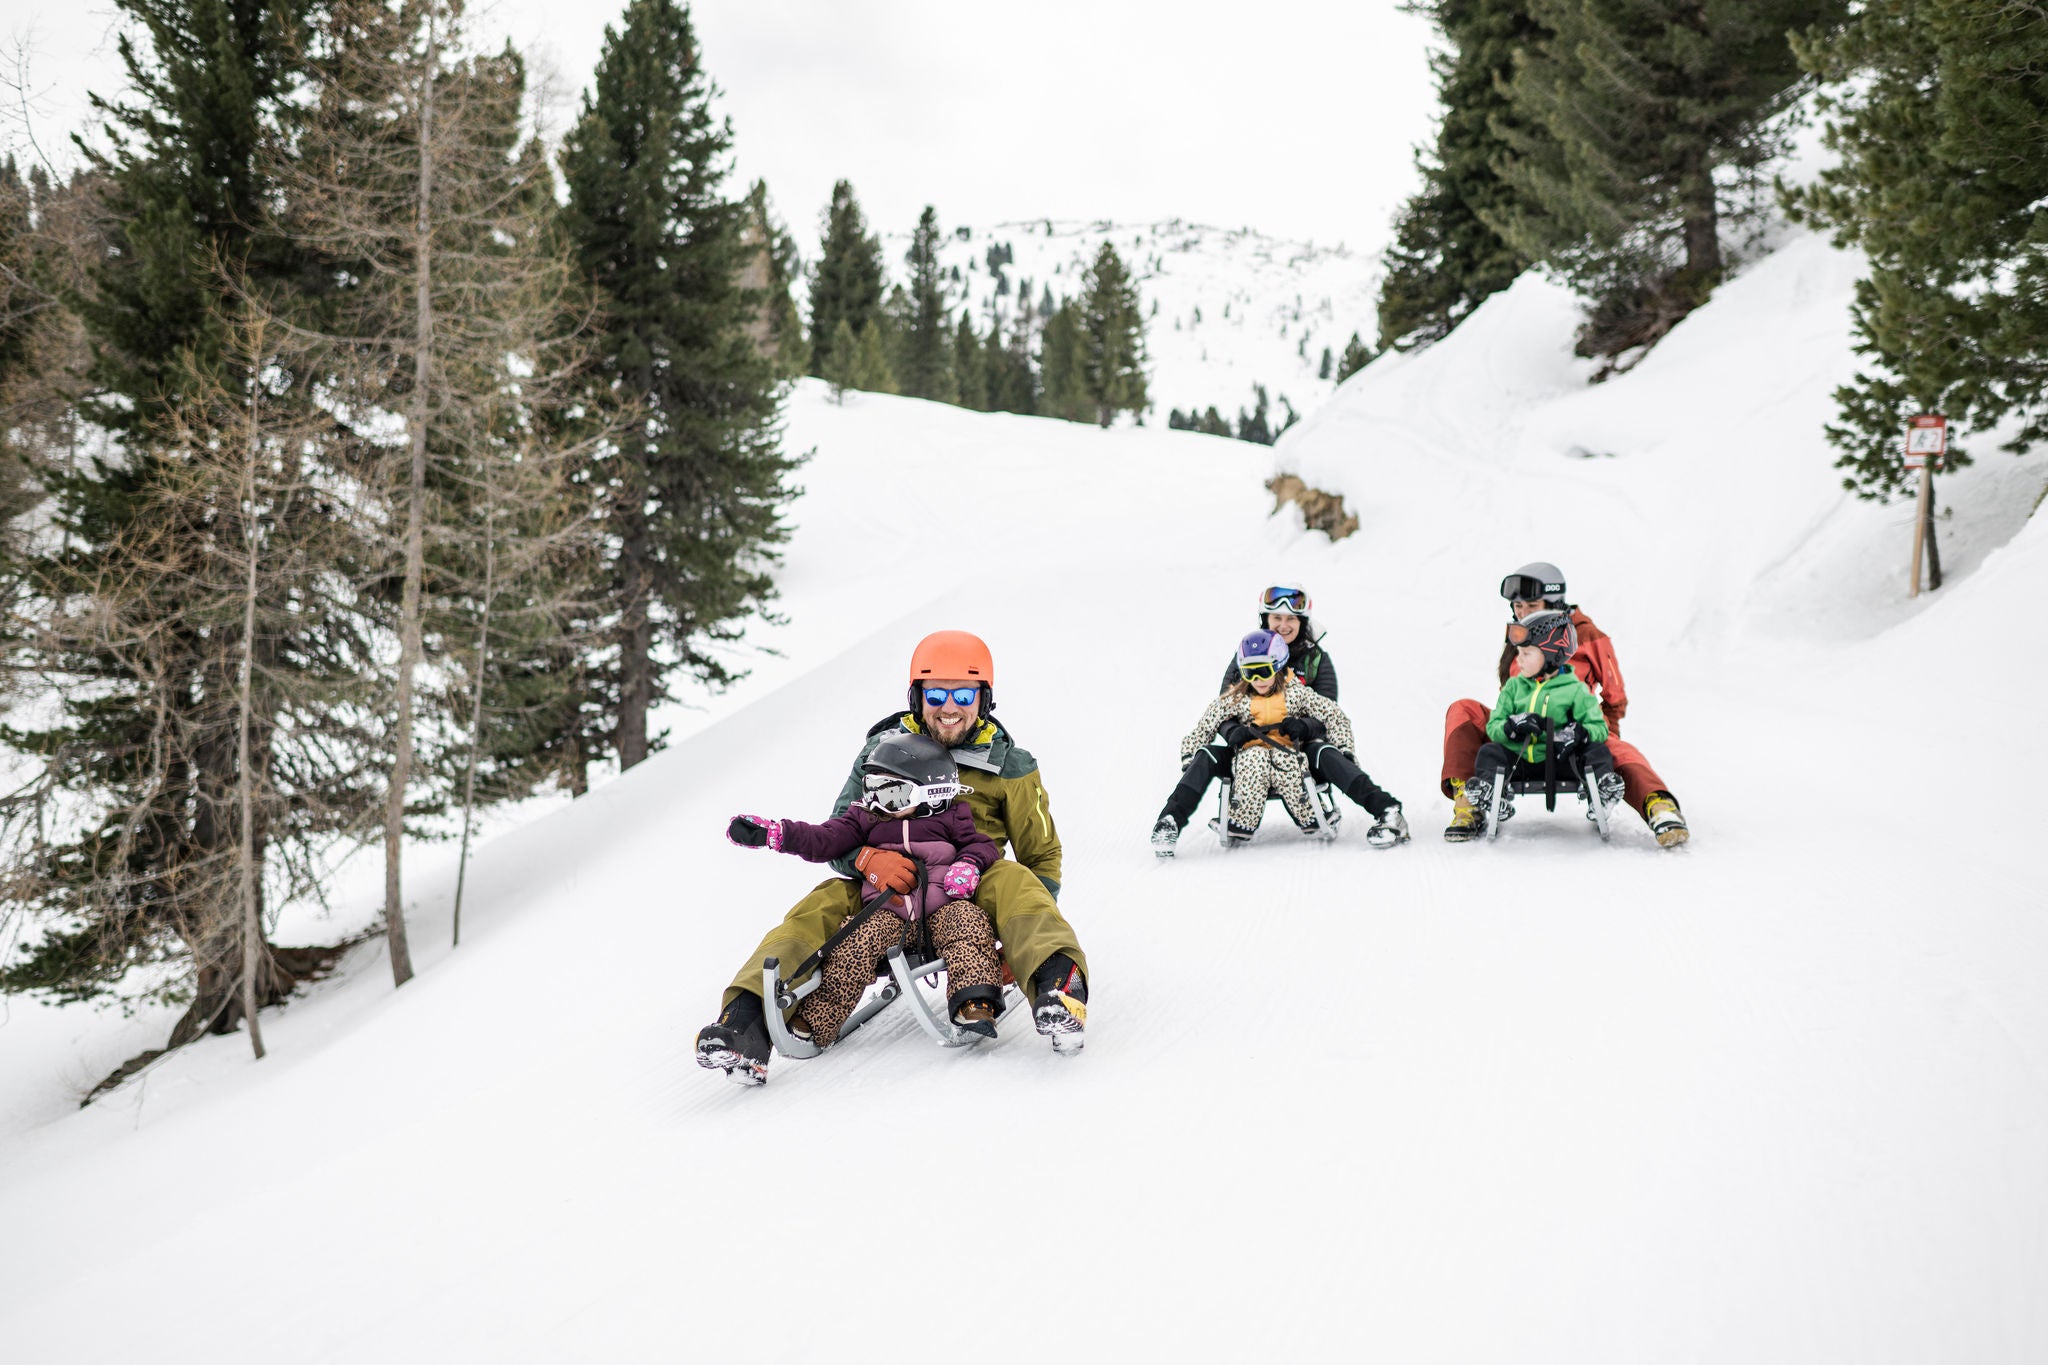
[1,230,2045,1364]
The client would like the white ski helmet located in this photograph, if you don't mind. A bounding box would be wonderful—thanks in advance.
[1500,562,1567,608]
[1257,582,1313,616]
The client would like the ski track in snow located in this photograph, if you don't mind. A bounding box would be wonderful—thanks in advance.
[1,228,2045,1363]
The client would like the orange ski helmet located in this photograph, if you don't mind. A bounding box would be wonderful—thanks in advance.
[907,630,996,715]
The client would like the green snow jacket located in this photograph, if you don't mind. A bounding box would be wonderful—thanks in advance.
[830,712,1064,899]
[1486,670,1609,764]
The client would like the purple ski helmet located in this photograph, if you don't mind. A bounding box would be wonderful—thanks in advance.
[1235,628,1291,682]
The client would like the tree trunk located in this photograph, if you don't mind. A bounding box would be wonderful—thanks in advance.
[1680,158,1722,283]
[615,484,653,771]
[236,337,268,1059]
[384,14,438,990]
[452,479,494,948]
[1925,476,1944,590]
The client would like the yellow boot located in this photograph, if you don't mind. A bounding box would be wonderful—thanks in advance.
[1444,779,1482,843]
[1646,791,1689,848]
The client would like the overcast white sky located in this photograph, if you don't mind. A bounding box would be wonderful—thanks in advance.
[7,1,1442,256]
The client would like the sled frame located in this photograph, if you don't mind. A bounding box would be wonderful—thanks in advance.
[1211,769,1341,847]
[760,943,1023,1060]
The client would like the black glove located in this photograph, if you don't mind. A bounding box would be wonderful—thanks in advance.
[1219,721,1261,749]
[1277,716,1326,745]
[1551,720,1588,753]
[1501,712,1542,743]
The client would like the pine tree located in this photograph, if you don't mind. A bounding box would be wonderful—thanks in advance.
[1378,0,1545,352]
[1038,299,1091,423]
[1789,0,2048,498]
[744,179,809,379]
[559,0,795,774]
[952,313,987,411]
[899,205,955,403]
[0,0,357,1044]
[1237,385,1274,445]
[74,0,322,435]
[985,311,1036,415]
[1495,0,1844,360]
[848,320,897,394]
[1337,332,1376,382]
[820,317,859,401]
[1077,242,1149,426]
[807,180,885,377]
[1318,345,1334,380]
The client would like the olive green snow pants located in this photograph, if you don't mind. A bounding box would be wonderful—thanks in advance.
[723,859,1087,1012]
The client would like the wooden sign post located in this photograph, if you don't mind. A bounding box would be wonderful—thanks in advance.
[1904,415,1947,597]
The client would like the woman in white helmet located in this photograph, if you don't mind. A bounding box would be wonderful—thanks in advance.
[1153,626,1404,852]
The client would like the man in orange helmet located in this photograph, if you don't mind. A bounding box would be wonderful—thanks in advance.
[696,630,1089,1084]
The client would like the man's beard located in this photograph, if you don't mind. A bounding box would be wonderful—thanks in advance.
[924,709,975,746]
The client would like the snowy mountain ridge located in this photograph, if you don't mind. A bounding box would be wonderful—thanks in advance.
[860,216,1380,425]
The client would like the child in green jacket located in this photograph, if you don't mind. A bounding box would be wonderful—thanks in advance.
[1466,610,1627,827]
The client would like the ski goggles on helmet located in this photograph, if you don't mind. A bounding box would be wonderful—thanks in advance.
[1259,585,1310,614]
[1237,658,1286,682]
[1500,573,1558,603]
[861,772,971,816]
[921,685,982,709]
[1504,619,1546,646]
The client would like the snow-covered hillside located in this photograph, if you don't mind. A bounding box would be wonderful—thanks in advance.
[875,218,1378,425]
[2,227,2045,1364]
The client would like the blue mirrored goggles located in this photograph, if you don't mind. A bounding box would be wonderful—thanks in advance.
[1259,586,1308,614]
[921,685,982,708]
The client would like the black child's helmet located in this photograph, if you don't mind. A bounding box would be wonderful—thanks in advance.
[1505,609,1577,675]
[860,733,971,817]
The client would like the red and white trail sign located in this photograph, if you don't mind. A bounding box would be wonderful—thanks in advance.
[1904,414,1947,470]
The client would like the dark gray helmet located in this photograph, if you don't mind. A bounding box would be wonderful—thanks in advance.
[862,732,959,787]
[1500,561,1567,607]
[860,732,970,816]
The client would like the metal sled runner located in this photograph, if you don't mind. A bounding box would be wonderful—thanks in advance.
[1209,768,1342,846]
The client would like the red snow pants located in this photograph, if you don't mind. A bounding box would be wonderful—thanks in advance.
[1440,698,1670,816]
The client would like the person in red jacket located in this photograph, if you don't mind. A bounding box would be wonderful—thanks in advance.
[1440,562,1689,847]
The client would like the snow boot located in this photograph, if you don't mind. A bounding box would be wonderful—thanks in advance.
[1462,775,1512,834]
[1031,953,1087,1055]
[1218,817,1258,847]
[1151,813,1182,857]
[1365,803,1410,849]
[696,991,770,1086]
[1593,770,1627,813]
[1443,780,1482,842]
[1646,791,1690,848]
[949,984,1004,1040]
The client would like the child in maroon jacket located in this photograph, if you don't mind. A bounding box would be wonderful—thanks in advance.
[725,733,1006,1045]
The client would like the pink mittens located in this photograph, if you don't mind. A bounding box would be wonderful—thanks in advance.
[725,815,782,851]
[940,860,980,899]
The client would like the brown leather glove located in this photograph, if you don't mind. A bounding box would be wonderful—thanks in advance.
[854,847,917,894]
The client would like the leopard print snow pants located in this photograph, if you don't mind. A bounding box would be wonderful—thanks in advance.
[790,897,1004,1047]
[1228,745,1319,832]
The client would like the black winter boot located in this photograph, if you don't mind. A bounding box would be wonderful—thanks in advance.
[1030,953,1087,1055]
[696,991,770,1086]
